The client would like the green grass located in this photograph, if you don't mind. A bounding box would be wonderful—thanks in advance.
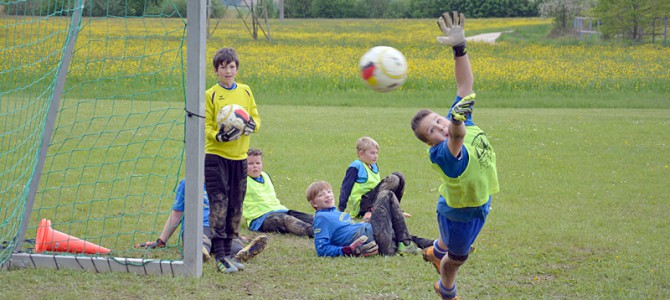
[2,103,669,299]
[2,15,670,299]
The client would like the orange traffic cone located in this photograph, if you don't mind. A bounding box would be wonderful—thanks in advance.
[35,219,111,254]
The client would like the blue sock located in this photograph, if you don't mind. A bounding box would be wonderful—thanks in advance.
[433,240,447,260]
[437,280,457,299]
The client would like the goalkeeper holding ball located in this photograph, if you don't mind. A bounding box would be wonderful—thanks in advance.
[204,47,261,274]
[410,11,500,300]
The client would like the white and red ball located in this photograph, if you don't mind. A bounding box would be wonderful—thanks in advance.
[217,104,250,133]
[359,46,408,93]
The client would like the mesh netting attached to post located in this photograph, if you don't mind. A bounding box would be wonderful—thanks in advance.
[1,0,198,274]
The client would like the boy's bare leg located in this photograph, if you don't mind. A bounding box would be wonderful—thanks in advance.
[440,256,464,290]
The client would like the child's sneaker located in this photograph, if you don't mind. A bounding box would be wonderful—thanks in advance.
[216,257,238,274]
[397,241,420,256]
[235,235,268,262]
[423,246,441,274]
[226,256,245,271]
[202,246,211,263]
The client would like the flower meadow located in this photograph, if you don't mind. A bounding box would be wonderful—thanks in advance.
[3,16,669,105]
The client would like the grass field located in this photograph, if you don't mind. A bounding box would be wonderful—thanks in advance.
[2,15,670,299]
[2,105,670,299]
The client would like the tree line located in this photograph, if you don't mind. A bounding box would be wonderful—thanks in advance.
[4,0,669,43]
[281,0,539,18]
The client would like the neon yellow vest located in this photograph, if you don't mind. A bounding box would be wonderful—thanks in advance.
[432,126,500,208]
[243,171,287,227]
[346,162,380,217]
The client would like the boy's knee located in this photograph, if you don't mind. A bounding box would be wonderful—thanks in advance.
[391,172,405,186]
[447,252,468,263]
[379,175,399,190]
[379,173,405,196]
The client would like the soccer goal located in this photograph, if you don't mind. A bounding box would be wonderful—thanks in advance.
[1,0,207,277]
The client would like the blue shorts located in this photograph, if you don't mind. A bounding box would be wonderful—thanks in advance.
[437,212,486,256]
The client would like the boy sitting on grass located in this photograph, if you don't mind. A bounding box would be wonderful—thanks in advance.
[243,148,314,238]
[306,180,378,257]
[135,179,267,264]
[339,136,431,255]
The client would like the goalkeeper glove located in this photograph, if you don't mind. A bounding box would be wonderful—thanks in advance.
[135,238,166,249]
[437,11,467,57]
[216,125,242,142]
[243,116,256,135]
[451,93,475,124]
[341,235,379,257]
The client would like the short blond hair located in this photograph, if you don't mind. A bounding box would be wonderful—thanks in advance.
[305,180,332,203]
[356,136,379,152]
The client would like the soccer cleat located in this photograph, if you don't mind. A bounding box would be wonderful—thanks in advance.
[202,246,211,263]
[235,235,268,262]
[423,245,475,274]
[397,241,421,256]
[216,257,238,274]
[227,256,245,271]
[423,246,442,274]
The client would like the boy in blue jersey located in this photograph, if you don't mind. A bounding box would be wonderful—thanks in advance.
[306,180,378,257]
[135,179,268,265]
[243,148,314,238]
[205,47,261,274]
[410,11,500,300]
[339,136,430,255]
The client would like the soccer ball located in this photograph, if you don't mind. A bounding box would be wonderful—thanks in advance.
[217,104,250,134]
[359,46,408,93]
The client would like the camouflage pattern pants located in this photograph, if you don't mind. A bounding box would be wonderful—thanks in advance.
[359,172,405,218]
[259,210,314,238]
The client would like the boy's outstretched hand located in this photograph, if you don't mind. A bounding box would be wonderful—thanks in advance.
[437,11,466,47]
[134,238,166,249]
[451,93,476,123]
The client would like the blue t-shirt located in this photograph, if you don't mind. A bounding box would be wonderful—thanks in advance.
[173,179,210,227]
[313,207,371,257]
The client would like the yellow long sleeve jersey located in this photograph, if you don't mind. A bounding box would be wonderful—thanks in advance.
[204,83,261,160]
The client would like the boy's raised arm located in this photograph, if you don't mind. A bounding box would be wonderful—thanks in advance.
[437,11,473,98]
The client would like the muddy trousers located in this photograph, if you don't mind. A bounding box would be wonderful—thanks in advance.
[259,210,315,238]
[204,154,247,261]
[369,190,412,256]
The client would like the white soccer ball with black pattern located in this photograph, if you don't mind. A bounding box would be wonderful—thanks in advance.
[359,46,408,93]
[216,104,250,134]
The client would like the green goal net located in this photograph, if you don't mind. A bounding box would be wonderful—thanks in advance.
[1,0,205,275]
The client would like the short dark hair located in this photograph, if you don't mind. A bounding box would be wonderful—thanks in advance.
[411,109,432,143]
[247,148,262,157]
[212,47,239,70]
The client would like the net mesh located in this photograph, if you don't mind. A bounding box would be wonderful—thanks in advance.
[1,0,191,264]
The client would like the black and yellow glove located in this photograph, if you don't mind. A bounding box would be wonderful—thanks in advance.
[451,93,475,124]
